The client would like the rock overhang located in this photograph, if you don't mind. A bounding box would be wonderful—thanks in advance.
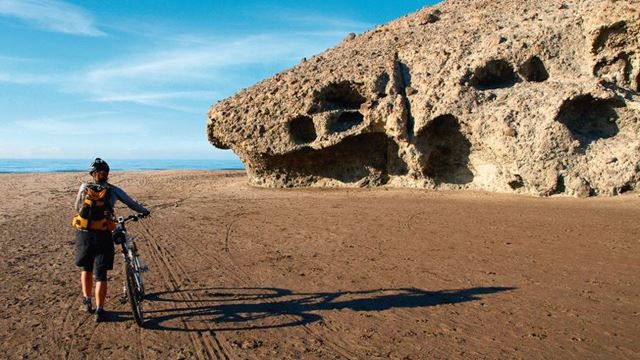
[207,0,640,196]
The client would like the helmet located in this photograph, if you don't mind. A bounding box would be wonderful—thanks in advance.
[89,158,110,174]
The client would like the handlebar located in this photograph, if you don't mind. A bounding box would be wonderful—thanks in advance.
[117,213,149,224]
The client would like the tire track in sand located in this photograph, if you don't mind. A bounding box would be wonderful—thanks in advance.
[62,313,99,359]
[57,296,76,358]
[154,214,356,359]
[137,221,231,360]
[141,230,218,359]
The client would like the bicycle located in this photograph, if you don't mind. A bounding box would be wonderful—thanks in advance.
[113,213,149,327]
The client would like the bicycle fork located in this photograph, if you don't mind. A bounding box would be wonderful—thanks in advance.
[120,257,131,304]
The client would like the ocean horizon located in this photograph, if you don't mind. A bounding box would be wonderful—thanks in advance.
[0,158,245,173]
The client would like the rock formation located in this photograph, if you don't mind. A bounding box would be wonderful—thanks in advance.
[207,0,640,196]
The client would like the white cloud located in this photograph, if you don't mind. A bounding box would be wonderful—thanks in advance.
[1,30,349,111]
[0,54,57,84]
[72,31,349,110]
[90,90,221,113]
[83,33,329,81]
[15,115,146,136]
[0,71,59,84]
[93,90,218,102]
[0,145,65,158]
[0,0,104,36]
[1,10,371,113]
[266,10,374,30]
[0,54,40,63]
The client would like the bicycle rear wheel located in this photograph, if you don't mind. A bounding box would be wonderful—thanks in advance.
[124,262,144,326]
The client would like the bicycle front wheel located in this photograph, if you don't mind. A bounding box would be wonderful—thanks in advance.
[124,261,144,326]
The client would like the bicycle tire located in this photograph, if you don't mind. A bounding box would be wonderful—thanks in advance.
[133,256,145,296]
[124,261,144,327]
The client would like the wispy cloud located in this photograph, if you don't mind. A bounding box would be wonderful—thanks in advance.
[0,71,60,84]
[1,9,370,113]
[15,114,146,136]
[0,3,383,159]
[91,90,221,113]
[93,90,218,103]
[0,0,104,36]
[265,10,374,30]
[73,31,349,110]
[0,54,41,63]
[0,54,57,84]
[0,145,67,158]
[83,33,328,81]
[92,91,216,104]
[1,30,348,111]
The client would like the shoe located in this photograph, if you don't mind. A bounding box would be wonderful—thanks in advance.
[95,308,106,323]
[80,297,93,313]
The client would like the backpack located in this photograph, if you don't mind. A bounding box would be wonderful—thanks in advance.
[72,183,116,231]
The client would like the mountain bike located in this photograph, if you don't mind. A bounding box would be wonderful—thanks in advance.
[113,213,149,327]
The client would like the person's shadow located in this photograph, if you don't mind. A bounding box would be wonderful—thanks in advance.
[141,286,514,331]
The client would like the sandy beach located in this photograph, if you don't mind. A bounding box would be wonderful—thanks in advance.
[1,170,639,359]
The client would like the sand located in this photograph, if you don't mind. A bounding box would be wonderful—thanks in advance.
[0,170,639,359]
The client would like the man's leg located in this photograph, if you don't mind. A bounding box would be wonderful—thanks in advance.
[81,271,93,298]
[94,231,114,322]
[75,230,95,313]
[95,280,107,308]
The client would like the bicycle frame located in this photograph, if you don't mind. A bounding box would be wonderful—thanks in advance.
[113,214,147,326]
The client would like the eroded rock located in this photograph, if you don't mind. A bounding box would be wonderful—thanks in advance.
[207,0,640,196]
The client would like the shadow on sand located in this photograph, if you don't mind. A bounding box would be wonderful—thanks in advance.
[141,286,515,332]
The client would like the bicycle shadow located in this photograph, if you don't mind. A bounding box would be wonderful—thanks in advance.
[143,286,515,332]
[104,310,136,323]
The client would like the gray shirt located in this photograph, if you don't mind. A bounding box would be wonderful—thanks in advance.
[75,181,149,215]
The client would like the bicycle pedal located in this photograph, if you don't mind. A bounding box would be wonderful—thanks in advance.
[139,265,149,273]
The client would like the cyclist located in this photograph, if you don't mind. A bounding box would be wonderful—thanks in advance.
[72,158,150,322]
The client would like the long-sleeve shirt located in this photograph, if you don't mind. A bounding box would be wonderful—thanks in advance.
[74,181,149,215]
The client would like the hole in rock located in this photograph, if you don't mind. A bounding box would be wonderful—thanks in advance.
[374,72,390,97]
[289,116,317,144]
[471,59,518,89]
[555,94,620,150]
[328,111,364,133]
[594,53,633,88]
[592,21,627,54]
[554,175,566,195]
[618,183,633,195]
[387,140,408,176]
[508,175,524,190]
[263,133,390,185]
[519,56,549,82]
[415,114,474,184]
[310,81,366,113]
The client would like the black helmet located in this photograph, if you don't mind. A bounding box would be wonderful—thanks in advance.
[89,158,110,174]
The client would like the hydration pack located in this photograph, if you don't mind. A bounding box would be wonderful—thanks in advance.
[72,183,115,231]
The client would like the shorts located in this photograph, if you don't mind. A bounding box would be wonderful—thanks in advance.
[74,230,114,281]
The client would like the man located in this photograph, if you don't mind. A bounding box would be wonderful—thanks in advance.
[73,158,150,322]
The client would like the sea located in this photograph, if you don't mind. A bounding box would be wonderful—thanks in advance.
[0,159,245,173]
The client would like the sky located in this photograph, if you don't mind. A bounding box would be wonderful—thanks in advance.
[0,0,437,160]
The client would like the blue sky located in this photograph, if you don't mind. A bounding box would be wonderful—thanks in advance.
[0,0,436,159]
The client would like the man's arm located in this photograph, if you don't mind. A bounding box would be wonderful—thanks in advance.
[112,186,149,214]
[74,183,87,212]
